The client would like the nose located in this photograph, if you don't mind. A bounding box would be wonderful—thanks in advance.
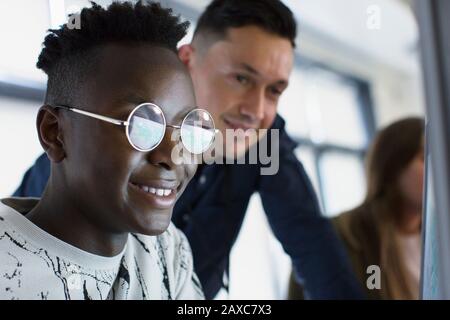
[145,127,179,171]
[239,87,265,123]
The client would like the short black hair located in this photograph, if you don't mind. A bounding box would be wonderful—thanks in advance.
[38,1,189,105]
[194,0,297,48]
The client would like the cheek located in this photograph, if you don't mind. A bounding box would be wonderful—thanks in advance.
[90,153,136,201]
[410,159,425,188]
[416,164,425,194]
[176,164,197,197]
[208,83,235,115]
[84,127,138,190]
[201,73,238,113]
[399,160,425,200]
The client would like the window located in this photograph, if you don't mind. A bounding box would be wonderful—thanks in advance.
[0,0,50,82]
[278,61,374,216]
[319,151,366,214]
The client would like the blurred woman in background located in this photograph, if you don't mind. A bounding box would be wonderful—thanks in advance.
[289,117,425,299]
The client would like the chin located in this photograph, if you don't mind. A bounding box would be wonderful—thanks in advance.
[137,222,171,236]
[131,213,172,236]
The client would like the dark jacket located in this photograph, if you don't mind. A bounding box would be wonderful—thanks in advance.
[289,213,372,300]
[13,114,364,299]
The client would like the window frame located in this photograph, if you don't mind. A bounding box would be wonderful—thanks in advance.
[287,56,376,214]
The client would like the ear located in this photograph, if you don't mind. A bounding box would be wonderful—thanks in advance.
[36,105,66,163]
[178,44,195,69]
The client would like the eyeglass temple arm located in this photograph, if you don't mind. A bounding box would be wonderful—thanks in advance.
[54,105,219,133]
[53,105,128,126]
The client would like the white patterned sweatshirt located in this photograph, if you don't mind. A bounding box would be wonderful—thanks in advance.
[0,198,204,300]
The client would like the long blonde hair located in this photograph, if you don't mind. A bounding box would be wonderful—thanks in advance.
[347,117,424,299]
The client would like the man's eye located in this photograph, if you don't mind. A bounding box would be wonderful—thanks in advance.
[236,74,249,85]
[269,87,282,96]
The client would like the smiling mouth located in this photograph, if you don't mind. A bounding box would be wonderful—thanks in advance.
[222,116,256,131]
[130,183,174,197]
[129,181,180,209]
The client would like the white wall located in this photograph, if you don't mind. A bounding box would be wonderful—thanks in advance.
[289,0,425,127]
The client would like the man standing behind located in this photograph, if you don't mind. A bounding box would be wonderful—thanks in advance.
[14,0,364,299]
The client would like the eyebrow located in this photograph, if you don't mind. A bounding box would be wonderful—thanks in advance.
[238,63,260,76]
[118,93,195,123]
[120,93,148,106]
[237,63,289,86]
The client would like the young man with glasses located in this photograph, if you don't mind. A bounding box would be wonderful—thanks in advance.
[0,2,205,299]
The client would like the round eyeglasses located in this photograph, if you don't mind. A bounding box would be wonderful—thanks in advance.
[52,103,218,154]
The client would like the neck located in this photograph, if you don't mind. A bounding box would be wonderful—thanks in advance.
[26,179,128,257]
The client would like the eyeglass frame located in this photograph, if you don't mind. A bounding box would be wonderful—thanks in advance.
[50,102,218,153]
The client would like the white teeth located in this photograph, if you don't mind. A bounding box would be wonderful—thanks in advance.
[134,183,173,197]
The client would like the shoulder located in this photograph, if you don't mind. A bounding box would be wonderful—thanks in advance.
[0,200,15,244]
[0,198,33,230]
[0,199,51,298]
